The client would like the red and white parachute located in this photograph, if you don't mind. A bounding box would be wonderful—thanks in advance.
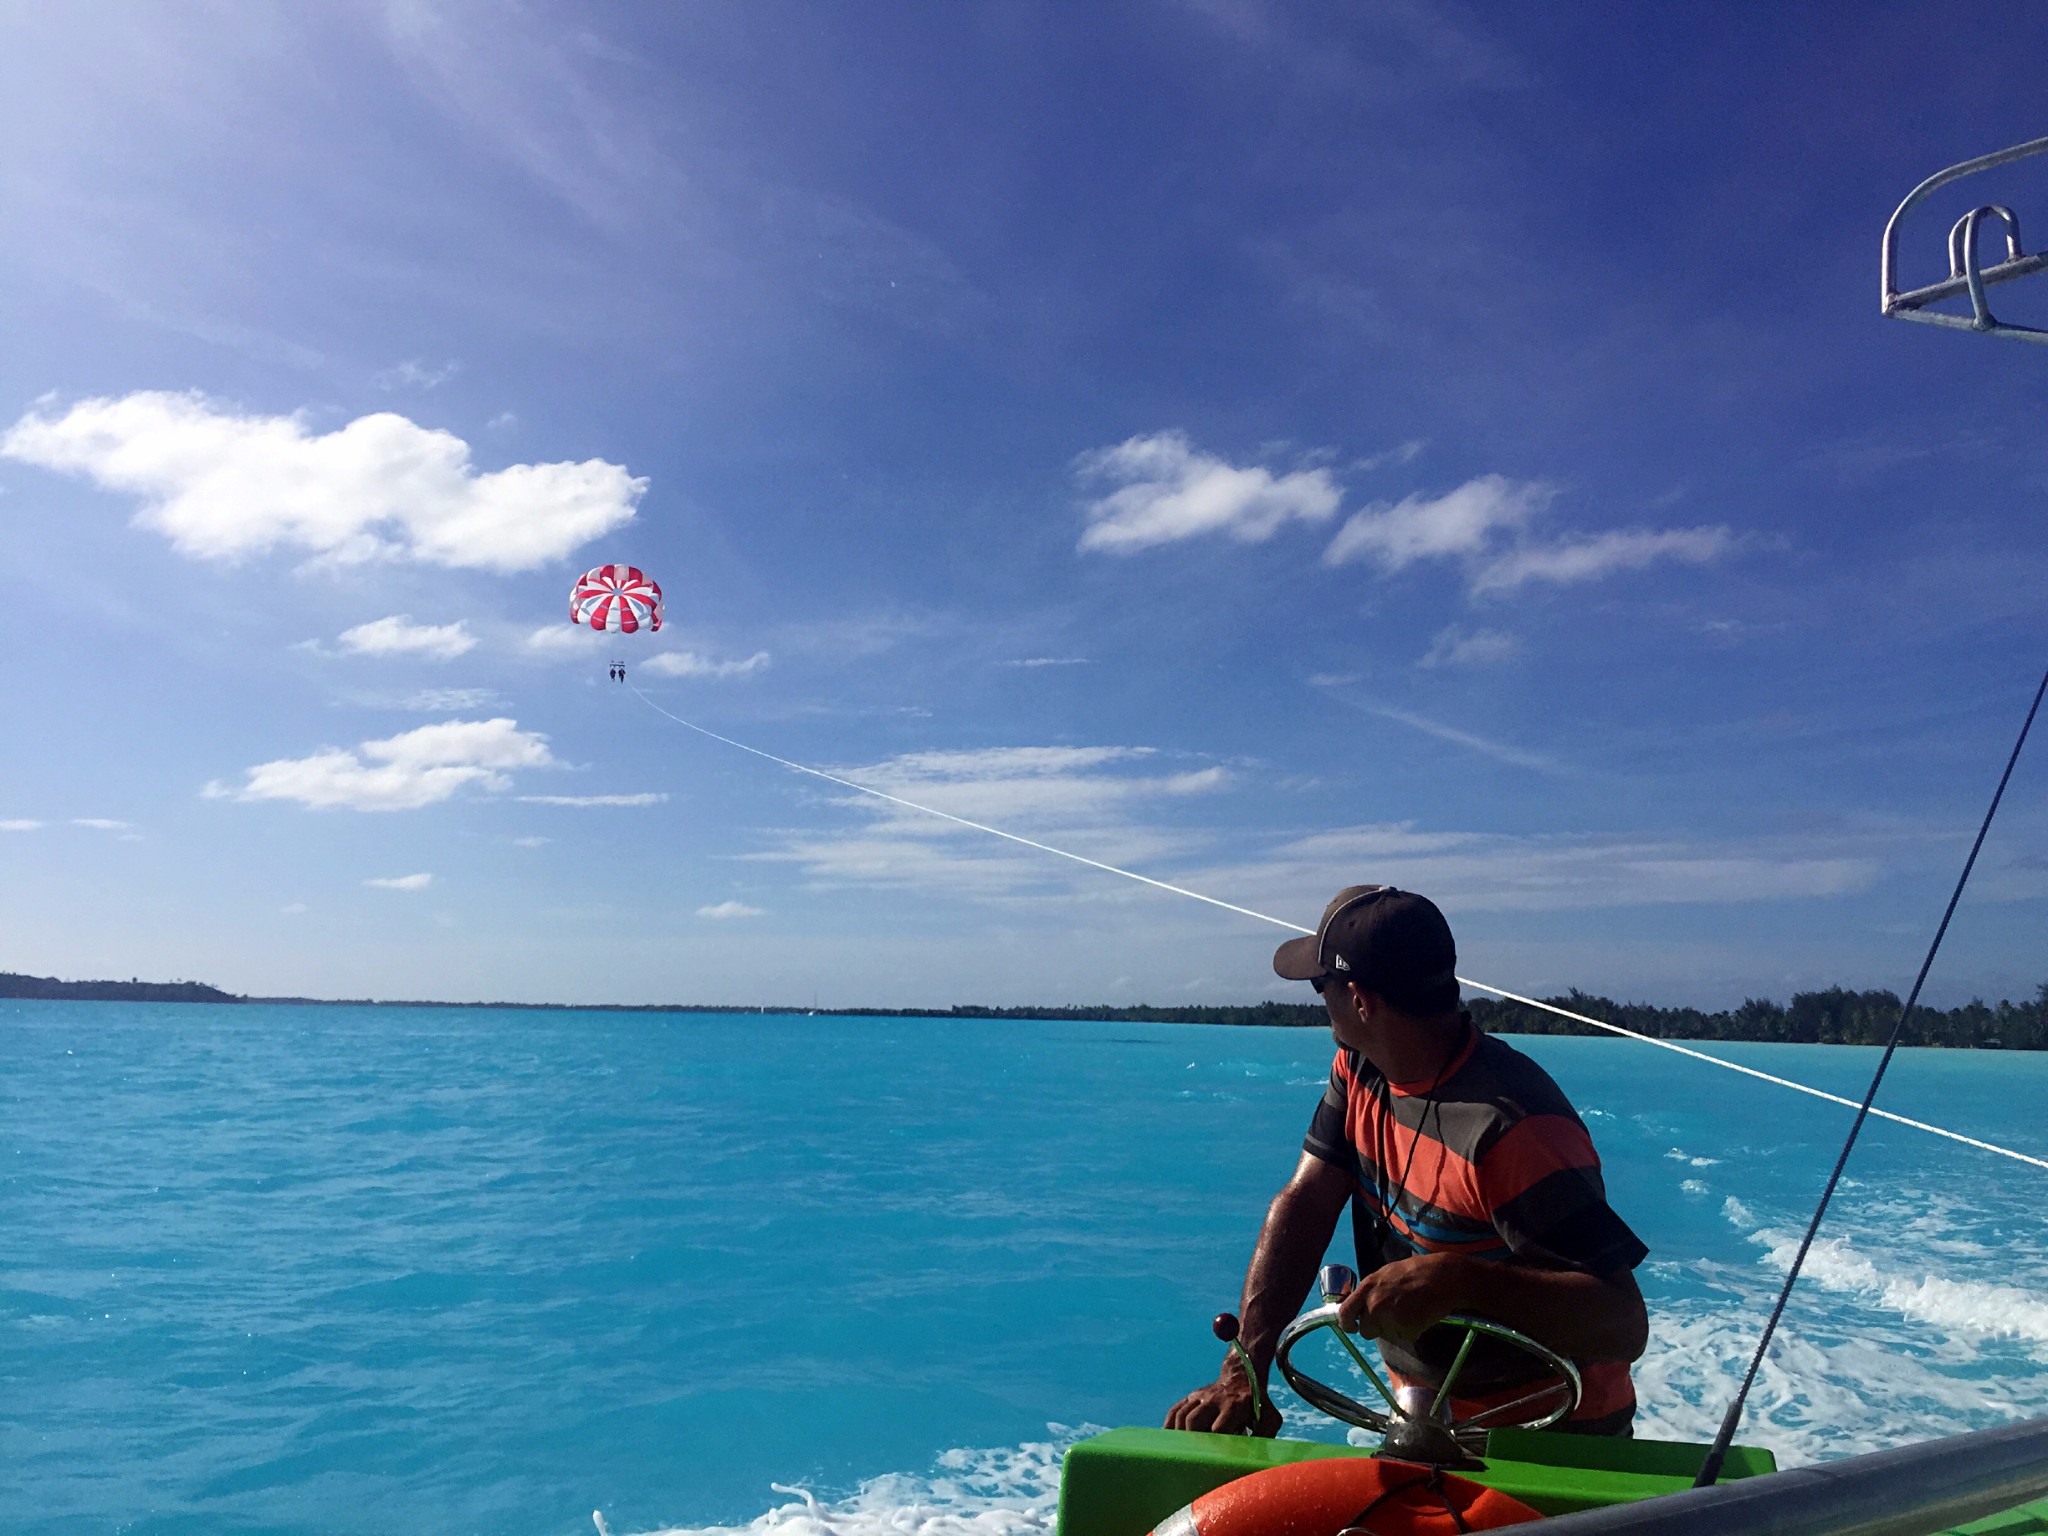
[571,565,663,633]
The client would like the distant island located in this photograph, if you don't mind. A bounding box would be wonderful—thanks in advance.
[6,971,2046,1049]
[0,971,240,1004]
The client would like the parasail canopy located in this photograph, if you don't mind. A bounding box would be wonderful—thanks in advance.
[571,564,663,633]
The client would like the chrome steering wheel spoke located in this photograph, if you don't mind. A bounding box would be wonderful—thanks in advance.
[1273,1302,1583,1447]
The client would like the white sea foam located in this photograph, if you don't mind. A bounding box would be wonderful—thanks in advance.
[1748,1230,2048,1348]
[1681,1179,1710,1194]
[1666,1148,1720,1168]
[629,1434,1072,1536]
[1631,1302,2040,1465]
[1714,1188,2048,1347]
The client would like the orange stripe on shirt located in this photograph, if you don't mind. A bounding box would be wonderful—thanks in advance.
[1478,1114,1601,1208]
[1348,1092,1490,1228]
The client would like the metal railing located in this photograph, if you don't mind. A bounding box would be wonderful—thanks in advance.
[1532,1417,2048,1536]
[1882,136,2048,343]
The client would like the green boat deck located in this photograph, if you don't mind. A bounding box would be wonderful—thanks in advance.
[1056,1426,2048,1536]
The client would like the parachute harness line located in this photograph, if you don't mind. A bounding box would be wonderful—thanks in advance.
[628,684,2048,1175]
[1693,662,2048,1489]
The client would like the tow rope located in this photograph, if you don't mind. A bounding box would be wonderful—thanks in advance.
[628,683,2048,1174]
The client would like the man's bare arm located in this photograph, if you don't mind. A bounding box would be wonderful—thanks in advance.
[1335,1252,1648,1361]
[1164,1152,1353,1435]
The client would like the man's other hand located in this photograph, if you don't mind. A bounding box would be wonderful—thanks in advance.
[1164,1372,1284,1437]
[1334,1253,1471,1343]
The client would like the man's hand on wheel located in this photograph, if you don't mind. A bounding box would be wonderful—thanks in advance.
[1165,1371,1284,1437]
[1334,1253,1471,1344]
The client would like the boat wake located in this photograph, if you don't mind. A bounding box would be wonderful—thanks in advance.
[651,1263,2048,1536]
[1749,1230,2048,1347]
[623,1433,1075,1536]
[1613,1189,2048,1464]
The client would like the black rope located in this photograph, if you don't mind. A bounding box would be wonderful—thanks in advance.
[1693,664,2048,1488]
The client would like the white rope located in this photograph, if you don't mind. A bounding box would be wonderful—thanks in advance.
[629,685,2048,1174]
[1456,980,2048,1171]
[629,687,1297,931]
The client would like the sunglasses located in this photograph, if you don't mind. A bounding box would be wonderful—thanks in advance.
[1310,973,1348,996]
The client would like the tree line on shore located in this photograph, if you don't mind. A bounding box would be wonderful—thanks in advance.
[918,983,2048,1048]
[1461,984,2048,1049]
[0,972,238,1004]
[7,970,2047,1047]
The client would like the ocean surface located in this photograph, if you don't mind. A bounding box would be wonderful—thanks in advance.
[5,1001,2048,1536]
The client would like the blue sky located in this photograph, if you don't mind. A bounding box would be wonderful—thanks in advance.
[2,2,2046,1009]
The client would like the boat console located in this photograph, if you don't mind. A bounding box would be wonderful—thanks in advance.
[1055,1423,1777,1536]
[1056,1269,2048,1536]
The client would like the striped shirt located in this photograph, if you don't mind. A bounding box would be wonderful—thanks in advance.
[1302,1017,1648,1431]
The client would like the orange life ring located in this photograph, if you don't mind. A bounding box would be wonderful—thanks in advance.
[1149,1455,1544,1536]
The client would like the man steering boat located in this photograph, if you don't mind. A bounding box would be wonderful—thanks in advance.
[1165,886,1649,1438]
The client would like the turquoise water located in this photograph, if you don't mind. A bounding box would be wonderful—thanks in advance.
[5,1002,2048,1536]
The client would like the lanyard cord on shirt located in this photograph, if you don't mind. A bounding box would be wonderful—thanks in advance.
[1370,1020,1469,1259]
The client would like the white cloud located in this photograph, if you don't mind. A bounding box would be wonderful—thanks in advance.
[1471,526,1734,593]
[1002,656,1091,668]
[1323,474,1735,596]
[375,359,459,390]
[1306,677,1561,771]
[365,873,434,891]
[382,688,497,712]
[1201,821,1882,916]
[515,792,667,807]
[511,836,550,848]
[1419,626,1519,669]
[771,612,936,660]
[0,819,40,832]
[1324,474,1550,570]
[752,743,1232,900]
[211,718,554,811]
[1363,704,1564,773]
[281,902,308,914]
[718,740,1902,948]
[1350,439,1427,472]
[1075,430,1341,553]
[524,623,604,655]
[72,818,136,834]
[697,900,764,919]
[336,615,478,660]
[1,392,644,572]
[853,746,1228,824]
[642,649,771,679]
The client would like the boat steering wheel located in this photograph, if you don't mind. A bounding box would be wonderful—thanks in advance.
[1273,1267,1581,1462]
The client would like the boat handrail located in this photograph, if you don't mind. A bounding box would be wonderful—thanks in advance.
[1529,1417,2048,1536]
[1882,135,2048,342]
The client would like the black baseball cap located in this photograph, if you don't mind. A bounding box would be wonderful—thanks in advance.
[1272,885,1459,997]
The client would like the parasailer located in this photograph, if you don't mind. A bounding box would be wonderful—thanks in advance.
[572,564,661,683]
